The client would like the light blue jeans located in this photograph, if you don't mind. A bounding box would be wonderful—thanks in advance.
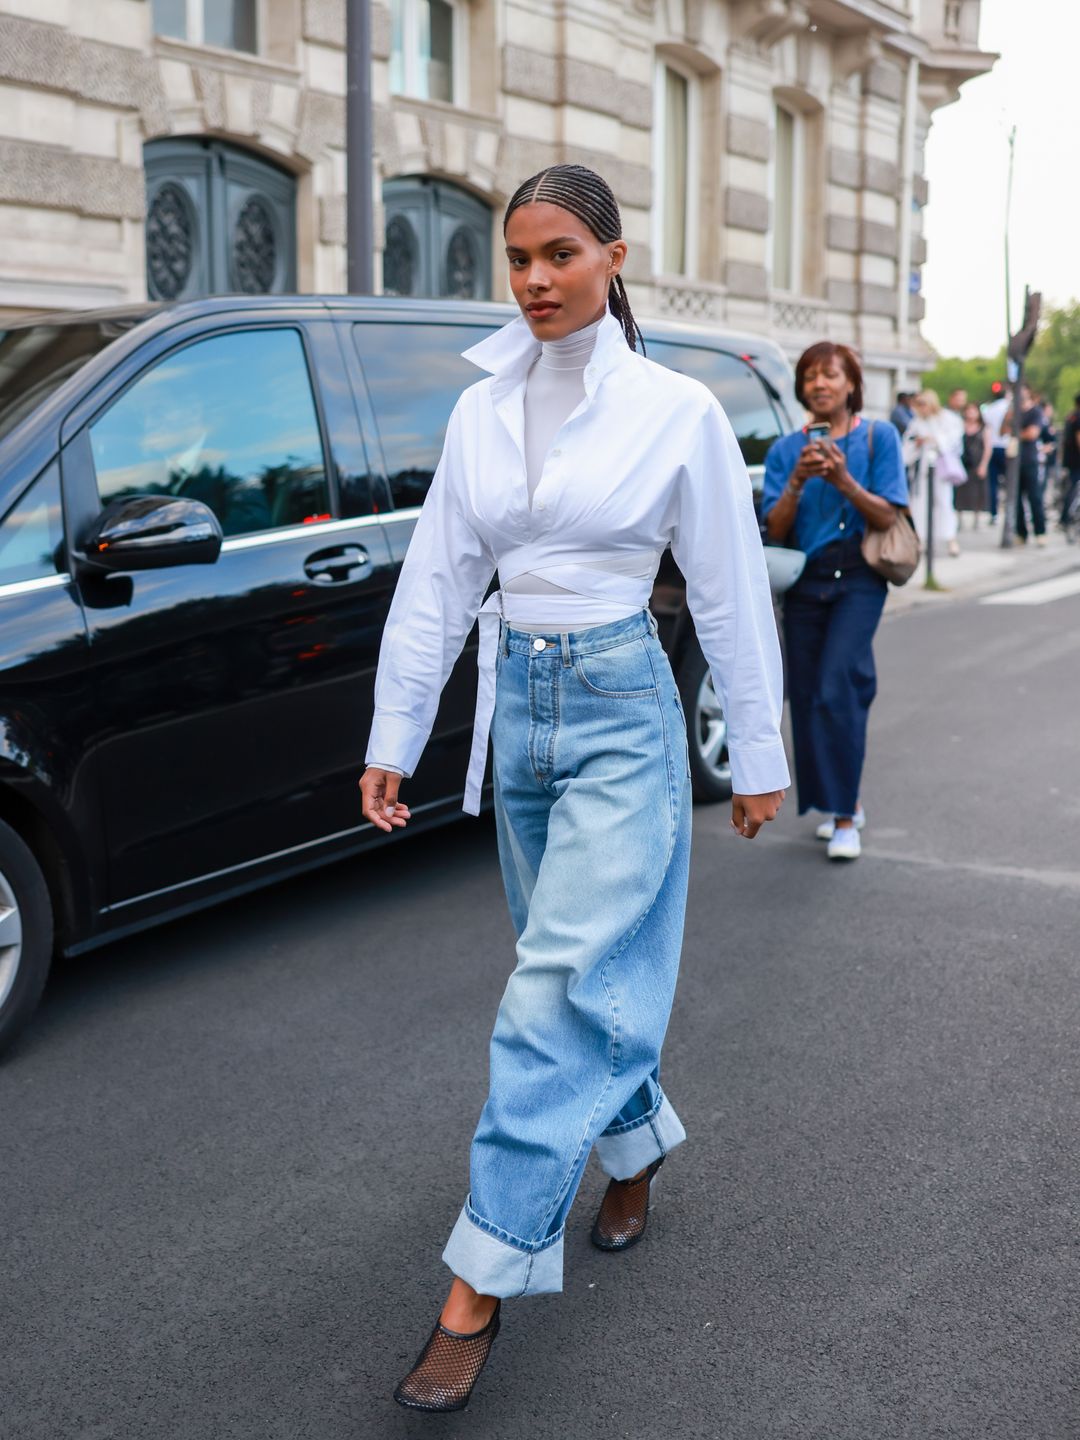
[442,610,691,1298]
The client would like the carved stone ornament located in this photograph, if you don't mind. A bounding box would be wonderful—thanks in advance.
[735,0,810,48]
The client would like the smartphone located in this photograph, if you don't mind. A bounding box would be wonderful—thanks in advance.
[805,422,830,447]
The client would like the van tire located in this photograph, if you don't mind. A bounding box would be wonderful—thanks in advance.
[0,819,53,1060]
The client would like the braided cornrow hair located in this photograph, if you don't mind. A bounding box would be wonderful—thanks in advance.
[503,164,645,354]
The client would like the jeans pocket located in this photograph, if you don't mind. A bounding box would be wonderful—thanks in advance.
[574,639,657,699]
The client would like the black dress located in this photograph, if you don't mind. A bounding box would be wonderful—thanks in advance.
[955,426,986,514]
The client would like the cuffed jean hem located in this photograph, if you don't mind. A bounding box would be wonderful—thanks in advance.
[593,1094,687,1181]
[442,1199,565,1298]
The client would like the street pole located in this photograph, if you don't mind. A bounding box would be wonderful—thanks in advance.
[346,0,374,294]
[1000,127,1017,548]
[924,463,937,589]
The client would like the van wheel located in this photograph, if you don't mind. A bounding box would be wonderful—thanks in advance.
[0,820,53,1060]
[677,645,732,804]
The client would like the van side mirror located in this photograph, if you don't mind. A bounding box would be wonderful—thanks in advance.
[78,496,222,572]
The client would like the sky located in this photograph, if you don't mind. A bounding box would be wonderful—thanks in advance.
[921,0,1075,359]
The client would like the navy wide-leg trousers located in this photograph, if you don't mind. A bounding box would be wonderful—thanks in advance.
[782,539,888,818]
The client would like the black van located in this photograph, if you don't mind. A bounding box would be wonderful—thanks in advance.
[0,296,802,1055]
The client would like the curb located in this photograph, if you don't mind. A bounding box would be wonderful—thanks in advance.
[883,538,1080,618]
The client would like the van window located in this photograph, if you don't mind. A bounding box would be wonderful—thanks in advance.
[648,343,782,465]
[0,464,64,586]
[89,329,332,538]
[353,322,495,508]
[0,317,144,444]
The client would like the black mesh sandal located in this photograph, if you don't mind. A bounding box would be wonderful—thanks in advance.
[393,1302,501,1412]
[590,1156,665,1251]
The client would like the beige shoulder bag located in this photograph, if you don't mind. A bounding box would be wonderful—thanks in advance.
[860,420,921,586]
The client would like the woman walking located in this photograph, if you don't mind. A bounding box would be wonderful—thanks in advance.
[762,342,908,861]
[903,389,963,557]
[359,165,789,1412]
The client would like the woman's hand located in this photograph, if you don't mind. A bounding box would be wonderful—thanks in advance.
[731,790,785,839]
[791,445,827,484]
[359,767,412,834]
[816,440,853,491]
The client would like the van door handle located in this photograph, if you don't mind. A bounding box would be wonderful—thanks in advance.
[304,545,371,584]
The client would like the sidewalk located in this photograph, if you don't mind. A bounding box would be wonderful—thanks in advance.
[884,517,1080,616]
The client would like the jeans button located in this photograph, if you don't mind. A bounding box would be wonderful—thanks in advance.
[834,570,842,579]
[533,637,547,651]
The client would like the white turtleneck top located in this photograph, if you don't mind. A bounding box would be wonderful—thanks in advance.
[506,315,661,629]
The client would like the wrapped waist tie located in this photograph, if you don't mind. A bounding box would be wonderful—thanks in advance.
[463,567,652,814]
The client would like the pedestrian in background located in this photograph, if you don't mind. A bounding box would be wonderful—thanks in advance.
[1059,392,1080,529]
[1039,398,1059,503]
[890,391,915,436]
[904,390,963,557]
[982,386,1010,523]
[947,387,968,419]
[361,163,789,1413]
[763,342,907,862]
[1011,383,1048,546]
[957,401,990,526]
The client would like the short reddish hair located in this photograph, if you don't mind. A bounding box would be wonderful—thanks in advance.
[795,342,864,415]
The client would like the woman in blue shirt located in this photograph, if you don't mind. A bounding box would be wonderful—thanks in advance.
[763,342,908,860]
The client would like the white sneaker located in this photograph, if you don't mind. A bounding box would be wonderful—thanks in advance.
[815,807,865,841]
[827,826,862,861]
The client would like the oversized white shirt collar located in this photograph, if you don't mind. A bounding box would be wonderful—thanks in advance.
[461,309,634,401]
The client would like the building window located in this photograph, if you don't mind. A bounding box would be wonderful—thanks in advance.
[152,0,257,54]
[653,61,697,276]
[771,104,801,293]
[390,0,467,105]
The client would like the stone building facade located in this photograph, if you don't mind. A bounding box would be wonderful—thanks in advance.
[0,0,993,409]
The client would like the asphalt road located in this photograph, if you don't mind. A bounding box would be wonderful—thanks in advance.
[3,567,1080,1440]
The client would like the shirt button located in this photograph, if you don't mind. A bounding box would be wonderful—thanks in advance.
[839,521,845,530]
[533,637,547,652]
[551,448,561,457]
[537,500,546,510]
[834,570,842,579]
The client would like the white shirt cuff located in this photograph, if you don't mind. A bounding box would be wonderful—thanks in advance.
[365,711,430,778]
[728,739,791,796]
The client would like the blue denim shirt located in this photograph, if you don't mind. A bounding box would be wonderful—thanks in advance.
[762,417,909,560]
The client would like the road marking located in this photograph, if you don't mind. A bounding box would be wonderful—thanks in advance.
[767,835,1080,893]
[980,568,1080,606]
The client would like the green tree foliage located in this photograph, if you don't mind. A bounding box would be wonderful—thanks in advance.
[1025,302,1080,415]
[920,301,1080,416]
[920,349,1007,406]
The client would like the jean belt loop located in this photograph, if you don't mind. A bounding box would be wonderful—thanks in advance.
[498,589,509,657]
[647,608,659,637]
[560,631,572,666]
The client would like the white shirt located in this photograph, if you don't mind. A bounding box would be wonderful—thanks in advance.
[983,395,1010,449]
[365,310,791,814]
[513,314,659,625]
